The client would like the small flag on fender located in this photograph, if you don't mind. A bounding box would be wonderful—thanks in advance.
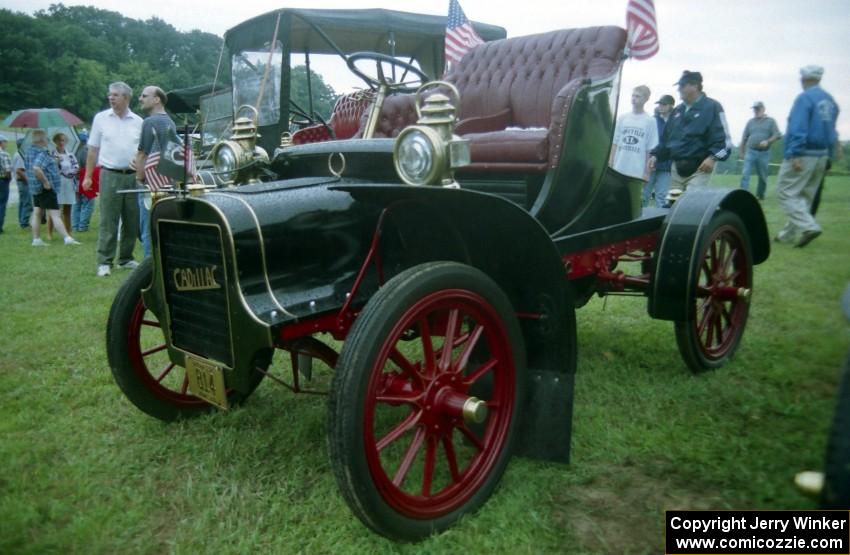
[626,0,659,60]
[143,151,171,192]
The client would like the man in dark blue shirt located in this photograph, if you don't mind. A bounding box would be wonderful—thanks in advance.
[648,71,731,199]
[134,85,177,257]
[774,65,839,248]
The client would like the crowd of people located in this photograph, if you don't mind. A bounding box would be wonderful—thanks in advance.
[2,81,177,275]
[611,64,840,248]
[1,65,842,259]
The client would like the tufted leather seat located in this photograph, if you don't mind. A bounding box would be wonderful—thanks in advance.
[292,91,374,145]
[357,26,627,172]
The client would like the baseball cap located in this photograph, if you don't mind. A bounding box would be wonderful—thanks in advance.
[655,94,675,105]
[752,101,765,109]
[675,70,702,87]
[800,65,824,80]
[0,133,8,143]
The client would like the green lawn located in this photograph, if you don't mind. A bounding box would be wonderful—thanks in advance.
[2,175,849,554]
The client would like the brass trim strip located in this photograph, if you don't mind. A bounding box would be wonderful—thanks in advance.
[155,197,272,335]
[206,191,296,320]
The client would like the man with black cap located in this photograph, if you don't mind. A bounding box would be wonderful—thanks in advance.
[649,70,731,197]
[739,101,781,200]
[774,64,839,248]
[643,94,675,207]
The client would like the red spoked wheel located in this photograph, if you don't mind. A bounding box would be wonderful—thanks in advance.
[675,211,753,372]
[107,258,264,421]
[328,262,525,541]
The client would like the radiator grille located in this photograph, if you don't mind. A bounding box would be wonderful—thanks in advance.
[159,221,233,367]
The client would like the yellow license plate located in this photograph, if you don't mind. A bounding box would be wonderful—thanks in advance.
[185,356,229,410]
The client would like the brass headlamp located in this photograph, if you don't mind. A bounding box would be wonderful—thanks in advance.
[210,105,269,185]
[393,82,470,187]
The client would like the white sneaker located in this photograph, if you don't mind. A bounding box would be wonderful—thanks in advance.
[118,260,140,270]
[64,236,81,245]
[97,264,111,277]
[32,238,48,247]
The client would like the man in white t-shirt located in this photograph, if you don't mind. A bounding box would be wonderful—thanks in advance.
[83,81,143,277]
[610,85,658,180]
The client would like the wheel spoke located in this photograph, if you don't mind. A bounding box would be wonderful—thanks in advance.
[376,410,421,452]
[709,241,719,274]
[717,239,727,273]
[390,347,424,386]
[454,324,484,374]
[720,303,733,328]
[180,374,189,394]
[155,362,177,383]
[703,305,717,346]
[720,246,738,279]
[419,317,435,378]
[422,435,437,496]
[458,424,485,452]
[697,302,715,336]
[713,312,725,347]
[142,343,168,357]
[442,432,461,483]
[438,309,460,372]
[464,357,498,386]
[141,319,161,328]
[376,392,423,406]
[393,427,425,487]
[701,258,712,280]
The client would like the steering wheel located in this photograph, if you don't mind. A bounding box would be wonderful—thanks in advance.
[346,52,429,94]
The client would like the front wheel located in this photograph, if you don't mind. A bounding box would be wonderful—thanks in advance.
[328,262,526,541]
[675,211,753,372]
[106,258,264,421]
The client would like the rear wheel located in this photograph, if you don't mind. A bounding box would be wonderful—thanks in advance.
[106,258,264,421]
[675,211,753,372]
[328,262,525,541]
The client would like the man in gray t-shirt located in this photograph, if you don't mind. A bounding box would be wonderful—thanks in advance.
[134,85,177,257]
[739,101,781,200]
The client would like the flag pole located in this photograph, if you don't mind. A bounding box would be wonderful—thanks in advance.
[183,124,189,188]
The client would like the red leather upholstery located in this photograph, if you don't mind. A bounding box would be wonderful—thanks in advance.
[291,91,374,145]
[355,94,419,139]
[291,125,332,145]
[356,26,627,170]
[330,91,373,139]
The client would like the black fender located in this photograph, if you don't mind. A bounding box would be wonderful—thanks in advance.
[648,187,770,321]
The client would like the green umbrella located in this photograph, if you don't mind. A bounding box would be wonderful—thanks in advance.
[2,108,84,129]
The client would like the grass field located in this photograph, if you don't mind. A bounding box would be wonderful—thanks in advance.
[1,174,849,554]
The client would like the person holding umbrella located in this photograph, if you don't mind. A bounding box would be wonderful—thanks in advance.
[2,107,85,233]
[25,129,79,246]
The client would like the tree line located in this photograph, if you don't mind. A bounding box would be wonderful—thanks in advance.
[0,4,338,125]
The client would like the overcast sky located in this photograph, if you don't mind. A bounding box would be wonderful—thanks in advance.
[6,0,849,143]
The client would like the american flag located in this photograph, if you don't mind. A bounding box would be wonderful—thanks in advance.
[626,0,659,60]
[445,0,484,65]
[143,151,171,192]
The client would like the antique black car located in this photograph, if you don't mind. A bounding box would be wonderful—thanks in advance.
[107,8,770,541]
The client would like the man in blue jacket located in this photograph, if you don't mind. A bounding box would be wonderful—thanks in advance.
[649,71,731,199]
[775,65,839,248]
